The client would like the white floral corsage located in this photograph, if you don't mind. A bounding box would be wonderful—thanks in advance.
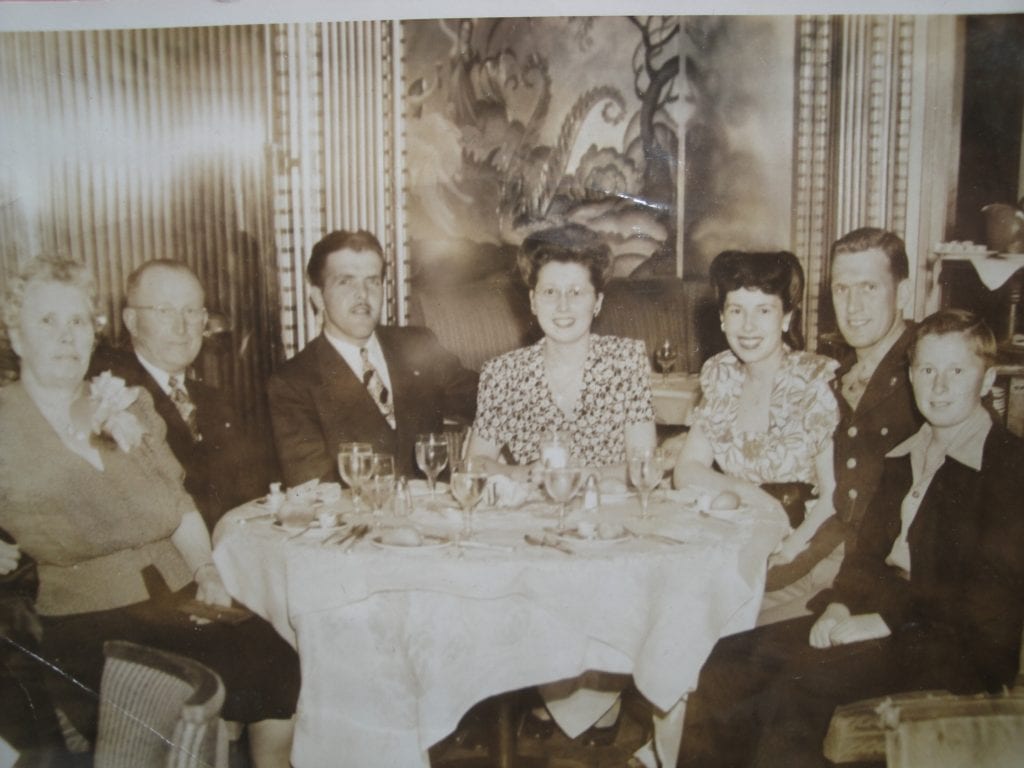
[88,371,145,452]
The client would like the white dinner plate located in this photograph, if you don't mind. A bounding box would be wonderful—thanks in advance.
[554,525,630,544]
[370,533,452,550]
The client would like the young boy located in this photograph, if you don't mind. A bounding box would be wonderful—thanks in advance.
[678,309,1024,767]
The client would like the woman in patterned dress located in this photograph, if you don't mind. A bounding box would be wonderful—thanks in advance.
[673,251,840,620]
[466,223,657,745]
[468,222,657,482]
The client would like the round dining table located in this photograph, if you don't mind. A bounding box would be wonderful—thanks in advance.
[212,483,789,767]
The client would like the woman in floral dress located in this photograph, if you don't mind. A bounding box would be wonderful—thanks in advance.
[467,223,657,744]
[468,223,656,482]
[673,250,840,622]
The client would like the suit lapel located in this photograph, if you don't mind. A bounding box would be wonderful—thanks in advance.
[378,328,411,430]
[313,334,393,435]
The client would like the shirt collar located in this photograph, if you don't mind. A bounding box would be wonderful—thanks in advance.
[886,405,991,471]
[323,329,381,375]
[134,352,178,395]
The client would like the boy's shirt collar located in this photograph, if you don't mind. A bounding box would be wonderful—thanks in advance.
[886,405,992,472]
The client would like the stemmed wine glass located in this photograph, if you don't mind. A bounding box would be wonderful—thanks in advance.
[628,447,664,519]
[364,453,395,518]
[543,464,585,534]
[450,457,488,538]
[337,442,375,511]
[415,432,449,506]
[655,339,679,375]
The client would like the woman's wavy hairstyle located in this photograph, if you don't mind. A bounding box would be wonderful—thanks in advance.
[710,250,805,348]
[518,223,611,293]
[3,256,98,336]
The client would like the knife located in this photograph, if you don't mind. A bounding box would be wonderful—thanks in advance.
[523,533,573,555]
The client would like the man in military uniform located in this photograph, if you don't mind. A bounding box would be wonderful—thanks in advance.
[758,227,922,624]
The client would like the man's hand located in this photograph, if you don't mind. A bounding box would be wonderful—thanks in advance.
[809,603,849,648]
[0,540,21,575]
[828,613,891,646]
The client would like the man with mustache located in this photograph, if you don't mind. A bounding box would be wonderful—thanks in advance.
[268,229,477,485]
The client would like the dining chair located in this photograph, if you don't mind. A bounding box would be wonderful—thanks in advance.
[823,628,1024,766]
[93,640,227,768]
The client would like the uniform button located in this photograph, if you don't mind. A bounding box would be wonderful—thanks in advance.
[847,426,858,438]
[848,488,858,500]
[911,491,920,498]
[880,427,889,436]
[846,457,857,469]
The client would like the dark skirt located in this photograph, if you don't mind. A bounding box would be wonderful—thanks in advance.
[39,582,300,742]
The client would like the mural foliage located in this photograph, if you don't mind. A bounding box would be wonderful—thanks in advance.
[402,16,683,288]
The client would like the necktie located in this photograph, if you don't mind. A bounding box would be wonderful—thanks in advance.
[360,347,396,429]
[168,374,202,441]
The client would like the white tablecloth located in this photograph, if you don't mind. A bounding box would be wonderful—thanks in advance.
[213,489,788,767]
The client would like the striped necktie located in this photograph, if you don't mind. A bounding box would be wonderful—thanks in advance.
[168,374,202,441]
[361,347,395,429]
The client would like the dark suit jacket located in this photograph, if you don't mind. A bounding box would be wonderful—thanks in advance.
[90,345,272,528]
[267,326,478,486]
[832,420,1024,690]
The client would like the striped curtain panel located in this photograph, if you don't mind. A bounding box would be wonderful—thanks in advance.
[0,26,280,426]
[268,20,403,357]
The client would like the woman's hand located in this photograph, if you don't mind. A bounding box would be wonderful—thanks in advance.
[194,563,232,607]
[768,534,809,567]
[0,540,20,575]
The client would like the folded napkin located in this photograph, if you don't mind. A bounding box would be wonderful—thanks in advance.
[487,475,531,508]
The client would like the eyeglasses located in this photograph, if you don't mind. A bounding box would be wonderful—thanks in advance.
[534,286,595,304]
[130,305,208,326]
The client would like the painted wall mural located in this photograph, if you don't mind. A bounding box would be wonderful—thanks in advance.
[402,15,795,295]
[402,16,683,288]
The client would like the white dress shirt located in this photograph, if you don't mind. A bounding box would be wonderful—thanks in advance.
[323,330,394,395]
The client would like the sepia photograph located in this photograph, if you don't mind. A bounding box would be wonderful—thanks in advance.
[1,1,1022,766]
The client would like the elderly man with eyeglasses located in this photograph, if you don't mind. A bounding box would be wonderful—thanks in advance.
[91,259,273,529]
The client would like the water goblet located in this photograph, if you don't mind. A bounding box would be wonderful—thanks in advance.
[337,442,375,510]
[537,429,571,469]
[450,458,488,538]
[628,447,663,519]
[655,339,679,375]
[415,432,449,506]
[363,475,396,520]
[365,453,395,518]
[542,464,585,534]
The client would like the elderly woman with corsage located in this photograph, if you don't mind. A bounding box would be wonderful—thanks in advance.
[673,250,841,624]
[0,257,298,767]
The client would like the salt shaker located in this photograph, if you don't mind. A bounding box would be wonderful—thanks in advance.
[266,481,285,516]
[393,477,413,517]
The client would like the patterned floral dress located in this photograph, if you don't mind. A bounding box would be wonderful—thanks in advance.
[693,348,839,485]
[474,334,655,467]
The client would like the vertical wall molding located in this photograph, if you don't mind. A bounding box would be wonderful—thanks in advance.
[270,20,400,358]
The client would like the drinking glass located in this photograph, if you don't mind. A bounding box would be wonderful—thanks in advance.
[628,447,663,518]
[363,475,396,519]
[364,453,396,517]
[542,464,585,534]
[337,442,375,510]
[655,339,679,375]
[537,429,571,469]
[450,458,488,537]
[415,433,449,504]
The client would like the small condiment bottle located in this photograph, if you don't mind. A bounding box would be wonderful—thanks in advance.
[583,473,601,512]
[393,477,413,517]
[266,482,285,515]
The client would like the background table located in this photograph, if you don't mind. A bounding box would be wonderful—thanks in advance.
[213,488,788,767]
